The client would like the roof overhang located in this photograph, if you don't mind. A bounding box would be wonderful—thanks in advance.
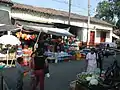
[112,33,119,39]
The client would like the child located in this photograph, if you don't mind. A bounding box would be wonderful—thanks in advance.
[15,57,29,90]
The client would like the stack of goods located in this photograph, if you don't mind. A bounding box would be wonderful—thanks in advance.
[75,61,120,90]
[57,51,71,62]
[16,32,37,41]
[75,51,81,60]
[75,69,106,90]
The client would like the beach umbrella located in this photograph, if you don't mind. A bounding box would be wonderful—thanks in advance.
[0,35,21,46]
[0,35,21,65]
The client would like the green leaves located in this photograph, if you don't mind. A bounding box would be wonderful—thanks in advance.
[95,0,120,29]
[95,1,114,24]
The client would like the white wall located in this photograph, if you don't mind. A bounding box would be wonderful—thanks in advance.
[82,28,87,42]
[11,9,113,43]
[95,30,112,43]
[76,28,83,41]
[105,30,112,42]
[11,9,113,31]
[95,31,101,43]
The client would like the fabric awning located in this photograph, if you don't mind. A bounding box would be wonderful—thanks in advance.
[0,24,21,32]
[0,10,11,25]
[23,25,74,37]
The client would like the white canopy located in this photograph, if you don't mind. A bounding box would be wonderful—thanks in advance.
[0,35,21,46]
[23,25,74,37]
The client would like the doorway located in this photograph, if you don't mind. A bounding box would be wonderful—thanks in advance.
[90,31,95,45]
[100,32,106,42]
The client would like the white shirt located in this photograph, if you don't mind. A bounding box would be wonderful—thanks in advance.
[86,53,97,65]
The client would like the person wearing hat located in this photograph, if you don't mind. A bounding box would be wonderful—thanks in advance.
[86,48,97,73]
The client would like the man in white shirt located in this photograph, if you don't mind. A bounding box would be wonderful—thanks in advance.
[86,48,97,73]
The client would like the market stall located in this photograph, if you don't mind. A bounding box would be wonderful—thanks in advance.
[0,24,21,66]
[14,25,77,63]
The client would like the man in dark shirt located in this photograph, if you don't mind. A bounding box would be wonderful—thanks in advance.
[96,48,104,76]
[31,48,47,90]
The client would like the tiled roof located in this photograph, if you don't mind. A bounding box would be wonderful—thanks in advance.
[0,0,13,5]
[12,3,113,27]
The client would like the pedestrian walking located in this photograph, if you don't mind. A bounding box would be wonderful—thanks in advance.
[15,57,29,90]
[30,48,49,90]
[105,44,110,58]
[96,48,104,76]
[86,48,97,73]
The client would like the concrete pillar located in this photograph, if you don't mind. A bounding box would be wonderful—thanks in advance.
[82,28,87,42]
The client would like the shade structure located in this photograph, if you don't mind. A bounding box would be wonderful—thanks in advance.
[0,24,21,32]
[0,35,21,46]
[23,25,74,37]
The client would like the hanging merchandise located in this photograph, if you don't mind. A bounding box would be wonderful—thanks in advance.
[26,35,31,40]
[16,32,22,39]
[16,31,37,41]
[16,32,20,39]
[32,34,37,40]
[19,32,22,37]
[32,35,36,40]
[21,34,24,39]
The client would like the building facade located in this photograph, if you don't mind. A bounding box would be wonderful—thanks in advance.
[0,1,114,44]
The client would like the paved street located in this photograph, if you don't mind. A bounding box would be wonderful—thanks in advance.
[1,54,120,90]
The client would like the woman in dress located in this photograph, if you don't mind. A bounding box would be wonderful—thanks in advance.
[86,48,97,73]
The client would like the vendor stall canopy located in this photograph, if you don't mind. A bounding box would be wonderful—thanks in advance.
[23,25,74,37]
[0,10,10,25]
[0,10,21,32]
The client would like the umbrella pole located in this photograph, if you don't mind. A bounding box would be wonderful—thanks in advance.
[34,31,41,51]
[6,49,9,66]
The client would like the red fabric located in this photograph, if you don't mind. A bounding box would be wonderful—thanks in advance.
[32,69,45,90]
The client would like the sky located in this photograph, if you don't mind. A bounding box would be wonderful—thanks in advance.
[11,0,101,16]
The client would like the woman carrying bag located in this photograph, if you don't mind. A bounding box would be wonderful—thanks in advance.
[30,48,49,90]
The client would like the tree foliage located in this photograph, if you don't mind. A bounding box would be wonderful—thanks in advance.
[95,0,120,28]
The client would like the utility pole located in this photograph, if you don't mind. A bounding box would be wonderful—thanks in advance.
[87,0,90,43]
[68,0,71,25]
